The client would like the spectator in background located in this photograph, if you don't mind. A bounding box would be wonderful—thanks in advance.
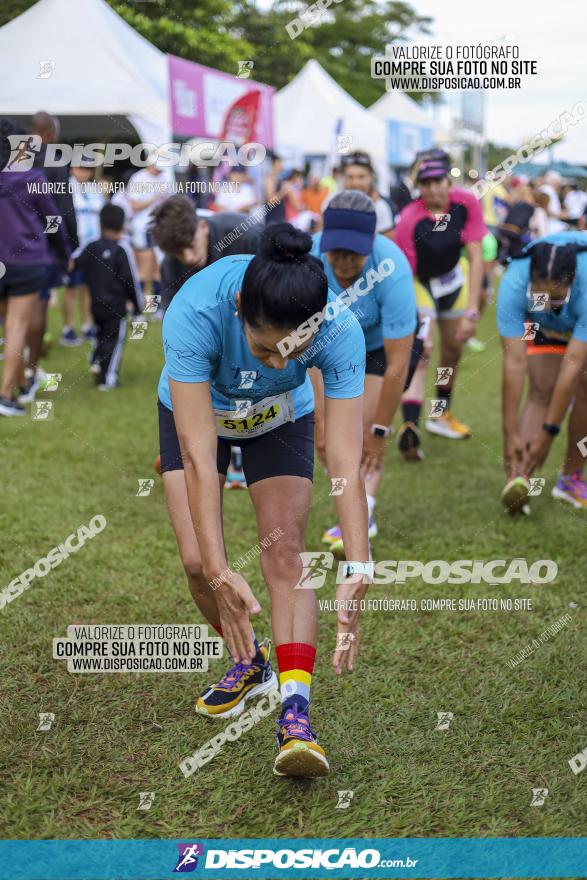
[320,165,342,194]
[303,174,329,215]
[29,112,78,365]
[61,158,104,346]
[530,190,550,239]
[72,204,141,391]
[264,153,288,225]
[128,149,174,304]
[562,182,587,229]
[497,184,537,261]
[324,151,396,238]
[539,170,565,232]
[281,169,316,231]
[0,117,71,415]
[150,195,262,308]
[186,159,211,211]
[215,166,258,214]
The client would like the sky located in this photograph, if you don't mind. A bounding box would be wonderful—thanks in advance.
[265,0,587,163]
[407,0,587,162]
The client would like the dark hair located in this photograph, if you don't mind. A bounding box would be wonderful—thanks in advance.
[100,203,125,232]
[341,151,374,172]
[514,241,587,284]
[150,195,197,253]
[240,223,328,330]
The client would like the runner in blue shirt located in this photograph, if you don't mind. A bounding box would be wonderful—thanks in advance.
[497,231,587,512]
[309,190,420,551]
[158,223,370,778]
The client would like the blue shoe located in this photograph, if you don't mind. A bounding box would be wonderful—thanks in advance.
[18,372,41,404]
[82,325,97,342]
[60,328,82,347]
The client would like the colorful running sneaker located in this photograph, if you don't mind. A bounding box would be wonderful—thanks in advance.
[273,704,330,778]
[501,475,530,514]
[425,410,472,439]
[552,472,587,509]
[322,517,377,556]
[396,421,424,462]
[196,639,277,719]
[225,468,247,489]
[466,337,486,353]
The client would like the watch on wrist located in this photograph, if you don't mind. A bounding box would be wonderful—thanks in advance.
[464,308,480,321]
[542,423,560,437]
[371,423,391,438]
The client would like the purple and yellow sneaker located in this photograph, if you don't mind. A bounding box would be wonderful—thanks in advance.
[196,639,277,719]
[552,472,587,509]
[322,518,377,556]
[273,704,330,778]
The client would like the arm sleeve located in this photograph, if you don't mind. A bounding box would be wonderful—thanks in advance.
[377,244,417,339]
[459,190,487,244]
[162,294,221,385]
[496,259,529,338]
[393,207,418,274]
[309,311,366,399]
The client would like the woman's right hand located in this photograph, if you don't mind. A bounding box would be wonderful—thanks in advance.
[315,418,327,469]
[207,568,261,663]
[504,432,523,478]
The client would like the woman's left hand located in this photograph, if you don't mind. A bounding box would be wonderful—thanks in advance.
[456,315,477,342]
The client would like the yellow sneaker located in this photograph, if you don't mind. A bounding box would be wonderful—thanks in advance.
[425,410,471,439]
[273,705,330,778]
[196,639,277,719]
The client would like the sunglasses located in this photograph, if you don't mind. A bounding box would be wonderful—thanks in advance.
[341,153,372,169]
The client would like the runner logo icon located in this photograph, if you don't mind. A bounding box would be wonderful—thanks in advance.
[173,843,204,873]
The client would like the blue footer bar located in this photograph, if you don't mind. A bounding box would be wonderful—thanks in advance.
[2,838,586,879]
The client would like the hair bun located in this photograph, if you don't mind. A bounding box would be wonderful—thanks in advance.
[260,223,312,262]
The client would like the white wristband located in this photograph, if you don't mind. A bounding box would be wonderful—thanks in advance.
[337,561,374,582]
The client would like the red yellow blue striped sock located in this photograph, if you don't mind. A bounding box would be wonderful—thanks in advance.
[275,642,316,713]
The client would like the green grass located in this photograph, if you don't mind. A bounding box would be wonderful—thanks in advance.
[1,296,586,859]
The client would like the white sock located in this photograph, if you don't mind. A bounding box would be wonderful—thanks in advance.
[367,494,376,518]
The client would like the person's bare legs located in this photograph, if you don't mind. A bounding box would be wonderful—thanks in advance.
[26,296,49,375]
[518,354,560,452]
[1,292,38,398]
[401,314,434,425]
[81,285,93,328]
[162,468,224,626]
[437,316,464,402]
[248,475,315,647]
[62,285,78,332]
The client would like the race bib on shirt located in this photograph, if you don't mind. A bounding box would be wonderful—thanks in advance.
[429,264,465,300]
[214,392,294,439]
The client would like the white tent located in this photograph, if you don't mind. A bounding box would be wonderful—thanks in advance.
[0,0,170,145]
[276,60,389,186]
[370,90,433,128]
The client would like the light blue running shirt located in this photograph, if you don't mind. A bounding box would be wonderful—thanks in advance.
[310,233,417,351]
[497,231,587,342]
[158,254,366,417]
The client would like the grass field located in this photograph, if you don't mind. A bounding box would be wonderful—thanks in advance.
[1,293,585,867]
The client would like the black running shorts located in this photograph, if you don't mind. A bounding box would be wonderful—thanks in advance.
[365,336,424,389]
[158,400,314,484]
